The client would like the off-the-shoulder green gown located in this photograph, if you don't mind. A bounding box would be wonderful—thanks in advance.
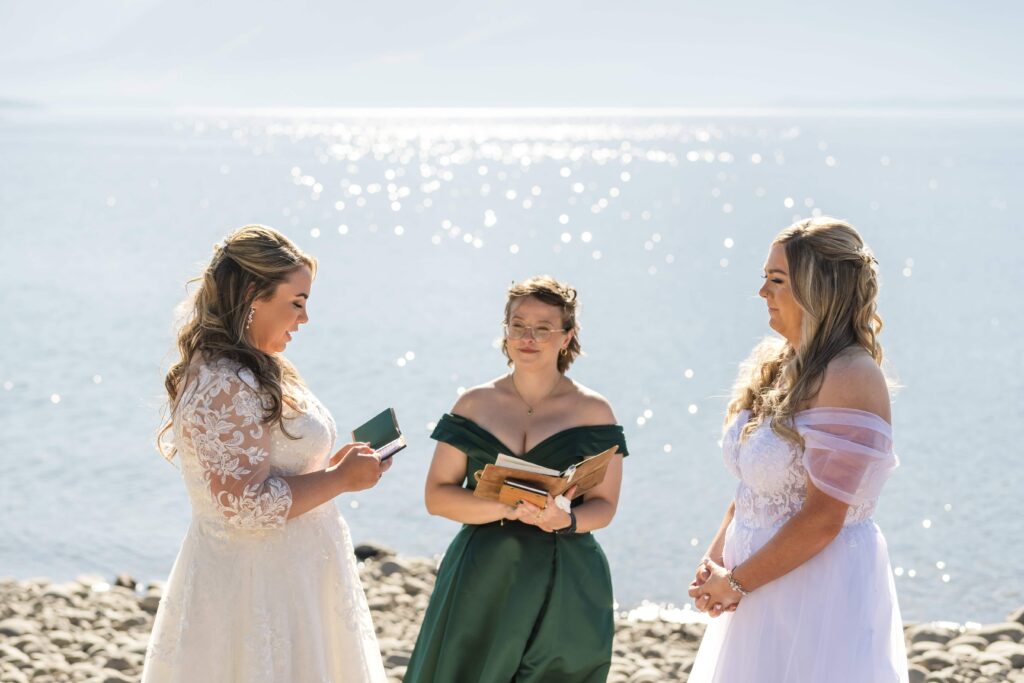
[404,412,629,683]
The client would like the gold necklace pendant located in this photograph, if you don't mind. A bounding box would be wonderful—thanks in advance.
[511,373,557,417]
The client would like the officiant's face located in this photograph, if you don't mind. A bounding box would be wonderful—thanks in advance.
[249,265,313,354]
[759,243,803,346]
[506,296,571,371]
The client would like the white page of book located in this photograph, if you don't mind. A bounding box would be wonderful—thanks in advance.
[494,453,560,476]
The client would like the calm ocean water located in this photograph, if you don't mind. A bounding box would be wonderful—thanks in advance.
[0,107,1020,624]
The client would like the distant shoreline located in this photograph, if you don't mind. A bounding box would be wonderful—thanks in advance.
[4,102,1024,121]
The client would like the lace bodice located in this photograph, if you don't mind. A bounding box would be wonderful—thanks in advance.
[172,357,337,534]
[723,408,898,529]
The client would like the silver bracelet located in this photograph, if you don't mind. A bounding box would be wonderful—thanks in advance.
[726,571,751,596]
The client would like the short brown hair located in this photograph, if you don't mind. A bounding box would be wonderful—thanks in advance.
[501,275,581,374]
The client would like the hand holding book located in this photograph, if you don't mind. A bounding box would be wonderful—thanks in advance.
[503,484,579,533]
[351,408,407,461]
[472,445,619,509]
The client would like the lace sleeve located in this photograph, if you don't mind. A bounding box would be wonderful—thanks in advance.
[795,408,899,507]
[182,363,293,530]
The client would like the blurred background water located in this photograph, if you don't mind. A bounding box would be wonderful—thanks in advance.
[0,106,1020,624]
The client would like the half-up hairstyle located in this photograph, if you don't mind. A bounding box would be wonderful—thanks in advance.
[725,217,884,447]
[502,275,582,374]
[158,225,317,460]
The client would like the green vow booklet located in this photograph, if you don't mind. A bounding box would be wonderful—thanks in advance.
[352,408,406,461]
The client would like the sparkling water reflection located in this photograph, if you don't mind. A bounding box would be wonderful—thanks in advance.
[0,107,1021,623]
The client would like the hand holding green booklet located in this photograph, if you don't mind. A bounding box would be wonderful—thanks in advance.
[352,408,406,461]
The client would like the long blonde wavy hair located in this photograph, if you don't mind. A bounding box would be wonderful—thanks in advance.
[158,225,317,460]
[724,217,884,447]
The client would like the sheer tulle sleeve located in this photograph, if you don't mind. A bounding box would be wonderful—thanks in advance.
[795,408,898,507]
[181,363,293,530]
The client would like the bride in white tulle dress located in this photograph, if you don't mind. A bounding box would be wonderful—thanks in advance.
[143,226,389,683]
[688,218,908,683]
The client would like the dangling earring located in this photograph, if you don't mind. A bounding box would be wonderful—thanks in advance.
[245,307,255,330]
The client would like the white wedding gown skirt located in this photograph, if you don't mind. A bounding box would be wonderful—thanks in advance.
[143,509,384,682]
[689,518,907,683]
[142,358,386,683]
[689,408,909,683]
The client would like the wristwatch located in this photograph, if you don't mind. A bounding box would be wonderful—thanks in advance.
[554,510,577,535]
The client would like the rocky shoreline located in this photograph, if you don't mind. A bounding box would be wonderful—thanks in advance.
[1,545,1022,683]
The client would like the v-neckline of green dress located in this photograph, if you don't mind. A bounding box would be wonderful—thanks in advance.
[445,412,621,459]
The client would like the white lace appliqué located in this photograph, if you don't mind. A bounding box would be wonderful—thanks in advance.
[723,409,893,531]
[180,360,293,530]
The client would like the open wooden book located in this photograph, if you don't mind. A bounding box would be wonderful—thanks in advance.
[472,445,619,509]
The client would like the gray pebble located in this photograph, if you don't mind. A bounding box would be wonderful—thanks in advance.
[974,622,1024,643]
[985,641,1024,667]
[0,618,38,637]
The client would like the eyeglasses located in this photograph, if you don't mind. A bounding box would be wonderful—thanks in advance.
[503,323,568,342]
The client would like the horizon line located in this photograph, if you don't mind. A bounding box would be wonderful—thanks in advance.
[6,103,1024,121]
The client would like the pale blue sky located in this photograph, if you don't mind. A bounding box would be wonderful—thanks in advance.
[1,0,1021,107]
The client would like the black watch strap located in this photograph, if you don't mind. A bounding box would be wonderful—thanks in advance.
[554,510,577,535]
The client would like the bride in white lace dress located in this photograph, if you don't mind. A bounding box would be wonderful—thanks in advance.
[142,226,389,683]
[688,218,908,683]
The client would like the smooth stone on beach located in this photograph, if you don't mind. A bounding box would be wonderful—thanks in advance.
[0,643,31,664]
[907,623,958,645]
[113,575,137,591]
[102,672,134,683]
[139,594,161,614]
[627,667,664,683]
[75,575,106,588]
[42,582,82,601]
[1008,606,1024,625]
[985,641,1024,667]
[924,666,956,682]
[911,640,948,656]
[0,619,38,637]
[102,655,133,671]
[947,643,982,658]
[914,649,958,671]
[385,652,411,667]
[379,559,410,577]
[947,634,989,649]
[114,616,148,631]
[354,543,395,561]
[48,631,75,648]
[907,664,929,683]
[974,622,1024,643]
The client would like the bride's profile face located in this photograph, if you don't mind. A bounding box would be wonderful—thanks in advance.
[248,266,313,354]
[758,243,803,347]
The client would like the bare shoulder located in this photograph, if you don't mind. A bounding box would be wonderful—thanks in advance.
[812,349,891,421]
[566,379,617,425]
[450,375,510,422]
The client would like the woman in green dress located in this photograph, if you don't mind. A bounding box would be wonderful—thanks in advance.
[405,275,629,683]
